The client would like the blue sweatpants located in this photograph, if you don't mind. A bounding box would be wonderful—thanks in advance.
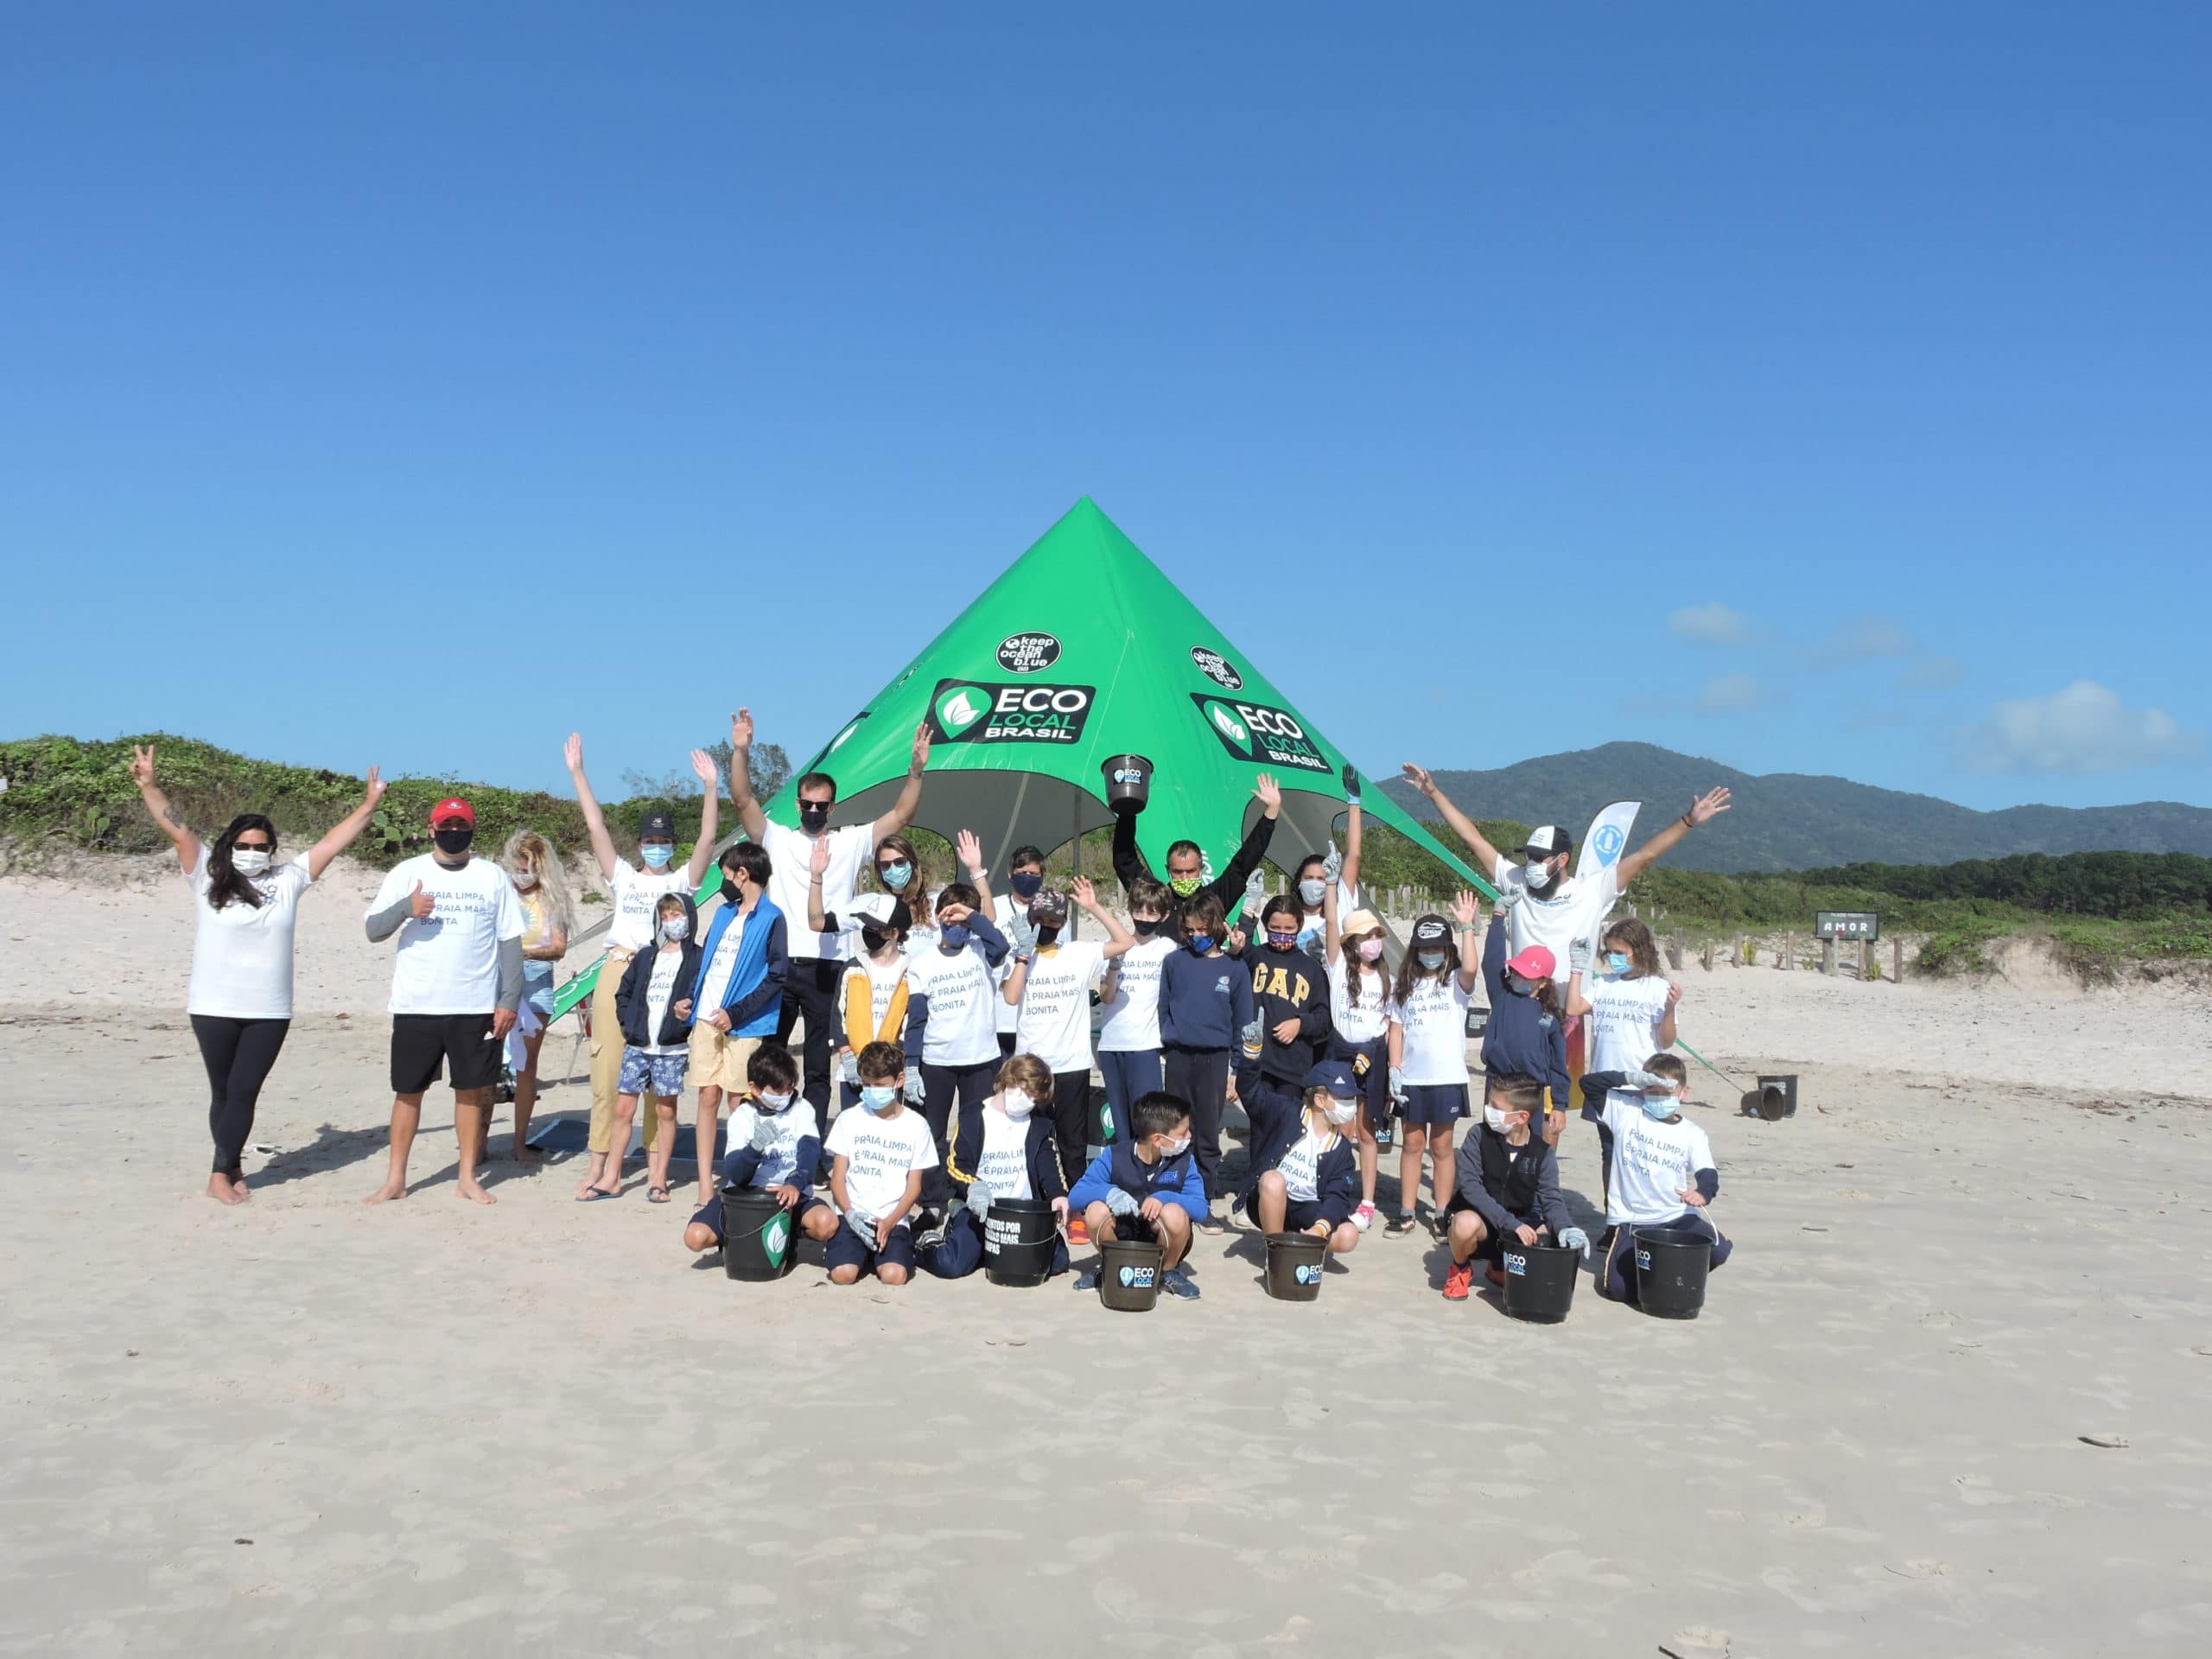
[1599,1211,1732,1302]
[918,1209,1071,1281]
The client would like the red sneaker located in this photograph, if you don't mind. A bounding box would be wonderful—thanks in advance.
[1065,1216,1089,1246]
[1442,1261,1473,1301]
[1484,1263,1506,1288]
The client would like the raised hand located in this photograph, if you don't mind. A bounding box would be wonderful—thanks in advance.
[409,881,435,920]
[363,766,387,809]
[1253,772,1281,813]
[729,708,754,751]
[1688,787,1732,826]
[810,834,830,878]
[129,744,156,787]
[938,901,973,928]
[563,733,584,773]
[955,828,983,874]
[1400,762,1435,797]
[1449,889,1479,928]
[1225,924,1248,955]
[690,748,718,788]
[1665,982,1683,1010]
[910,721,932,773]
[1070,874,1098,910]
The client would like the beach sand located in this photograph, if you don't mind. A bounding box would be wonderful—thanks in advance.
[3,858,2209,1656]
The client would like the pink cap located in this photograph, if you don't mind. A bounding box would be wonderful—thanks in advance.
[1504,944,1556,980]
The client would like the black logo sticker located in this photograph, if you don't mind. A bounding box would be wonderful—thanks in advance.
[997,632,1062,674]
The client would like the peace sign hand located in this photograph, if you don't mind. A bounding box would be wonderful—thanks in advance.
[129,744,156,788]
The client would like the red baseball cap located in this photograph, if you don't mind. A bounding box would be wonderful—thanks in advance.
[431,798,474,828]
[1504,944,1556,980]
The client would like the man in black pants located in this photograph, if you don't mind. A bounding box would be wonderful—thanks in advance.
[1110,771,1282,935]
[724,706,932,1114]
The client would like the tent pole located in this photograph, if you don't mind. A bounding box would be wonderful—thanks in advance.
[1069,785,1081,939]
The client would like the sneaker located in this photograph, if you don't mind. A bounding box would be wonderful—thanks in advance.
[1384,1210,1415,1236]
[1484,1263,1506,1288]
[1065,1216,1090,1246]
[1161,1266,1201,1300]
[1073,1269,1100,1293]
[1351,1202,1376,1233]
[914,1221,949,1255]
[1442,1261,1473,1300]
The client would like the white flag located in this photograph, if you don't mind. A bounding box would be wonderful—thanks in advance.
[1576,800,1640,954]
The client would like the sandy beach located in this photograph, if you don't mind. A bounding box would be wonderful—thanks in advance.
[3,857,2209,1656]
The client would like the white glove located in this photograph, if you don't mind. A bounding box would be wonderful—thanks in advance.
[1242,868,1266,915]
[965,1185,993,1223]
[1006,909,1039,954]
[903,1071,926,1105]
[1492,887,1521,913]
[1558,1226,1590,1254]
[1567,938,1593,975]
[1239,1020,1264,1056]
[1321,841,1344,883]
[838,1051,860,1087]
[1626,1068,1676,1094]
[845,1209,880,1245]
[1388,1065,1407,1103]
[1105,1188,1141,1217]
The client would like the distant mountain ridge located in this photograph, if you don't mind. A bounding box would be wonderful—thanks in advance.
[1378,742,2212,874]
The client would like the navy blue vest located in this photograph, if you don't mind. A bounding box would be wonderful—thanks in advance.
[1109,1139,1194,1198]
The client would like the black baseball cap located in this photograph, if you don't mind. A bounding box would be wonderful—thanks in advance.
[1411,916,1452,947]
[638,810,677,841]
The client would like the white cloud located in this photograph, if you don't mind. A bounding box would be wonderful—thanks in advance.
[1669,601,1752,645]
[1698,672,1784,715]
[1823,613,1912,662]
[1902,653,1965,690]
[1953,680,2203,775]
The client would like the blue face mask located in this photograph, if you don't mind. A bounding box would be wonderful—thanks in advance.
[1638,1090,1679,1121]
[641,843,674,869]
[861,1085,899,1113]
[1010,872,1045,899]
[879,861,913,891]
[1605,951,1632,976]
[1186,935,1214,955]
[940,924,971,951]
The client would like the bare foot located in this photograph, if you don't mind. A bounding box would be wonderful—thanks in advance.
[458,1179,498,1205]
[515,1146,545,1166]
[231,1172,251,1202]
[207,1173,246,1206]
[364,1179,408,1205]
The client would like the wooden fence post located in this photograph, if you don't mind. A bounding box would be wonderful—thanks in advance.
[1893,938,1904,983]
[1784,931,1795,969]
[1822,939,1837,976]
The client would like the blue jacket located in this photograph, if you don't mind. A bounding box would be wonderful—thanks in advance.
[1158,946,1255,1050]
[685,893,789,1040]
[1235,1093,1358,1228]
[1479,917,1569,1116]
[1069,1140,1209,1222]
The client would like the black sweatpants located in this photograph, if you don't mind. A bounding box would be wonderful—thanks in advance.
[920,1058,995,1204]
[776,957,844,1113]
[1049,1068,1091,1187]
[190,1015,290,1174]
[1162,1043,1230,1200]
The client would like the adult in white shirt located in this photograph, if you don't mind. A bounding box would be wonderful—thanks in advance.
[362,798,527,1206]
[130,745,385,1206]
[998,878,1137,1185]
[725,705,931,1116]
[566,733,720,1167]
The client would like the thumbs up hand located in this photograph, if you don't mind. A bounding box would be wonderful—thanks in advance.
[409,881,435,919]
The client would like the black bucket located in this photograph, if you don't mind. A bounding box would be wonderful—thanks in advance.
[1096,1239,1164,1312]
[1498,1236,1580,1323]
[1760,1073,1798,1118]
[1102,754,1154,817]
[721,1189,798,1281]
[982,1197,1058,1287]
[1264,1230,1329,1301]
[1632,1225,1712,1319]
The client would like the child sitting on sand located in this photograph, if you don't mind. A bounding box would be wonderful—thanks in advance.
[1067,1091,1208,1300]
[683,1043,838,1255]
[1579,1055,1733,1302]
[918,1052,1071,1280]
[823,1041,939,1287]
[1440,1074,1590,1300]
[1236,1058,1362,1258]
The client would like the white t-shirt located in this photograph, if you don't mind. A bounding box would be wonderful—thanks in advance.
[825,1104,938,1223]
[640,946,686,1056]
[1325,950,1396,1047]
[1015,939,1108,1073]
[1276,1120,1335,1204]
[1587,974,1674,1076]
[370,855,526,1015]
[1098,934,1176,1052]
[989,895,1031,1035]
[185,851,315,1020]
[840,955,908,1047]
[761,821,875,962]
[1599,1089,1717,1227]
[973,1105,1035,1201]
[607,861,690,956]
[903,940,1001,1067]
[726,1098,823,1190]
[1491,855,1619,978]
[1393,972,1474,1087]
[696,909,748,1014]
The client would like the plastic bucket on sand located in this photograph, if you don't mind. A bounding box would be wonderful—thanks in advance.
[1759,1073,1799,1118]
[1096,1239,1164,1312]
[1264,1231,1329,1301]
[1102,754,1154,816]
[1498,1236,1580,1323]
[982,1197,1058,1287]
[1742,1085,1785,1121]
[1632,1225,1712,1319]
[721,1189,797,1281]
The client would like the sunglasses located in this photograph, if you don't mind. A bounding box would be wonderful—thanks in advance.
[234,840,274,852]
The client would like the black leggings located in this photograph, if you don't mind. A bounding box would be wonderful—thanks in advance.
[1050,1068,1092,1188]
[776,957,843,1114]
[1162,1045,1230,1200]
[190,1015,290,1174]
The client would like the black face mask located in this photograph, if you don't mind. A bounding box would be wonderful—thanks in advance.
[434,828,474,856]
[798,803,831,834]
[861,926,894,954]
[1033,924,1061,949]
[1131,917,1164,937]
[722,876,744,906]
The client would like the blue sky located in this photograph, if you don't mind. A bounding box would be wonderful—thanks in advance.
[4,3,2206,812]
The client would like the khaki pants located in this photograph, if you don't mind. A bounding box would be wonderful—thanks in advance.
[588,950,658,1154]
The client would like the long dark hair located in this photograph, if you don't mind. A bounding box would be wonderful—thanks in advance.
[1394,914,1452,1003]
[204,814,277,912]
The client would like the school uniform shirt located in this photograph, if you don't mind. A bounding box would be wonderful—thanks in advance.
[1274,1121,1334,1204]
[1157,948,1255,1050]
[970,1109,1037,1201]
[825,1105,938,1223]
[1393,973,1474,1087]
[606,861,690,956]
[639,948,687,1057]
[370,855,526,1015]
[1097,934,1176,1053]
[905,938,1005,1067]
[695,908,748,1013]
[1587,974,1674,1075]
[1491,855,1618,975]
[1016,940,1109,1073]
[1325,950,1397,1047]
[185,850,315,1020]
[727,1098,824,1191]
[760,820,876,963]
[1596,1088,1718,1228]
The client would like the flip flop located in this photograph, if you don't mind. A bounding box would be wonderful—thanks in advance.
[647,1185,671,1204]
[575,1187,618,1202]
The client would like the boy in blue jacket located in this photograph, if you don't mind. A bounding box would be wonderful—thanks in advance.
[684,842,789,1206]
[682,1043,837,1255]
[1068,1091,1209,1300]
[1237,1058,1362,1258]
[1156,892,1258,1208]
[918,1052,1071,1280]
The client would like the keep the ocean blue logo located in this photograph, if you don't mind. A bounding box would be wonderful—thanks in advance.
[1592,823,1627,868]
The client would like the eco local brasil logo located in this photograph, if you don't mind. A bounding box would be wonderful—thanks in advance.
[996,632,1061,673]
[1190,694,1330,772]
[929,679,1096,746]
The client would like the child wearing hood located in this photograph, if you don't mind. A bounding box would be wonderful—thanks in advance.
[580,890,698,1201]
[918,1052,1071,1279]
[1440,1074,1590,1300]
[1579,1054,1732,1303]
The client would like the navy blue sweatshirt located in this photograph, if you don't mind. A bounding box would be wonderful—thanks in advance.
[1236,1095,1359,1227]
[1243,944,1332,1083]
[1158,945,1255,1050]
[1479,918,1570,1116]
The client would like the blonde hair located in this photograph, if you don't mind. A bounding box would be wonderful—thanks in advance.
[995,1052,1054,1102]
[501,830,576,936]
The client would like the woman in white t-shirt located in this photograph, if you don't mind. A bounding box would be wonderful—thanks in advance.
[499,830,575,1163]
[1568,916,1680,1077]
[130,744,384,1205]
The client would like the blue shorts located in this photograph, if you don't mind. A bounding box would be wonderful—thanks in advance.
[689,1191,827,1244]
[824,1218,918,1278]
[619,1047,689,1098]
[1599,1211,1732,1302]
[1399,1082,1468,1126]
[521,962,556,1020]
[1281,1198,1332,1232]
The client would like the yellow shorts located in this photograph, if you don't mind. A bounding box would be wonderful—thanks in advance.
[687,1026,760,1096]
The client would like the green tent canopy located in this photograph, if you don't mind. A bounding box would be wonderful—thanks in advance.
[766,497,1496,906]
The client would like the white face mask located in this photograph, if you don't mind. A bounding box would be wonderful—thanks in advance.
[1002,1091,1037,1122]
[1484,1104,1515,1134]
[1298,880,1327,906]
[1523,858,1554,891]
[512,869,538,889]
[1156,1134,1191,1158]
[1325,1098,1357,1127]
[1357,938,1385,963]
[661,916,689,941]
[230,849,271,875]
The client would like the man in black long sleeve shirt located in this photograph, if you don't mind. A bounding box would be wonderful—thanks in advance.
[1111,772,1282,932]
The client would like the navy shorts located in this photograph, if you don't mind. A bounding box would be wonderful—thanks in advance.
[1099,1211,1160,1244]
[824,1219,918,1277]
[1281,1198,1332,1232]
[690,1190,827,1245]
[1399,1082,1468,1126]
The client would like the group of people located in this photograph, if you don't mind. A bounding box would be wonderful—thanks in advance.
[137,714,1738,1307]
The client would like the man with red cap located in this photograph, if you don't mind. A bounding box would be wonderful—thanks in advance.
[362,798,525,1205]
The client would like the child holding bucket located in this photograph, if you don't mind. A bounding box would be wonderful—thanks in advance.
[1440,1075,1588,1301]
[1067,1092,1208,1300]
[1579,1056,1732,1304]
[683,1044,838,1255]
[1383,894,1482,1235]
[918,1053,1071,1280]
[1237,1058,1363,1258]
[823,1041,940,1287]
[581,892,700,1202]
